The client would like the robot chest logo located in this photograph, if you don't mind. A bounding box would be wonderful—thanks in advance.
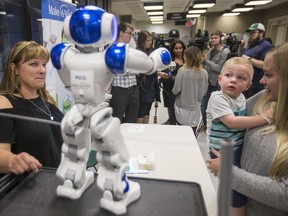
[73,75,90,89]
[75,75,87,80]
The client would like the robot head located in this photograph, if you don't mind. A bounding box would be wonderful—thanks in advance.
[64,5,117,48]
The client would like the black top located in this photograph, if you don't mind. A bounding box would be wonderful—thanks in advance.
[159,61,183,107]
[0,95,64,168]
[137,72,160,103]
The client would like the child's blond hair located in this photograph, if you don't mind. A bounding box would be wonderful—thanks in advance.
[221,57,254,81]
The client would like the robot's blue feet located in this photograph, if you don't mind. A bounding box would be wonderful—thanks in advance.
[56,171,94,199]
[100,181,141,215]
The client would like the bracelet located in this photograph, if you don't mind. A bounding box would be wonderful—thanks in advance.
[260,114,272,125]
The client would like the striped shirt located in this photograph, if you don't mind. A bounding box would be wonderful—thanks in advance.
[207,91,246,150]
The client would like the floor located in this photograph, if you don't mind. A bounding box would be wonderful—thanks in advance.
[149,100,219,191]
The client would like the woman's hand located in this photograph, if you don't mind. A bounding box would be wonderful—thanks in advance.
[206,148,221,177]
[158,71,169,79]
[8,152,42,174]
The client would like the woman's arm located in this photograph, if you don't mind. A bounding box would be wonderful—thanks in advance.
[0,95,42,174]
[0,144,42,174]
[207,152,288,211]
[232,166,288,211]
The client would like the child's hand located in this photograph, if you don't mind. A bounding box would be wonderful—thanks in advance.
[261,108,274,125]
[263,108,273,119]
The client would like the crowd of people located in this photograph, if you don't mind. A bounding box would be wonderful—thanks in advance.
[0,20,287,216]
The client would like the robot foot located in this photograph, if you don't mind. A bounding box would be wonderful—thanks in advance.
[56,171,95,199]
[100,181,141,215]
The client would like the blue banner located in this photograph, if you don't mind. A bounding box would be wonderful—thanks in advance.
[42,0,76,113]
[42,0,75,22]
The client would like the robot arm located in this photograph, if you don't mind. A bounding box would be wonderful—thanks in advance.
[105,43,171,76]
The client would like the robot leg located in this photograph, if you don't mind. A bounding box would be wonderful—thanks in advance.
[99,164,141,215]
[56,106,94,199]
[90,109,141,214]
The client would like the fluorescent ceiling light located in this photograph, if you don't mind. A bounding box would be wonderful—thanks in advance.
[244,0,272,6]
[193,0,216,8]
[149,15,163,19]
[144,6,163,10]
[144,2,163,10]
[151,21,163,24]
[147,11,163,15]
[150,18,163,21]
[232,4,254,12]
[186,14,201,18]
[222,12,240,16]
[0,11,6,15]
[188,9,207,13]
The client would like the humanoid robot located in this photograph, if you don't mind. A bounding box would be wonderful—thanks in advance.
[50,5,171,215]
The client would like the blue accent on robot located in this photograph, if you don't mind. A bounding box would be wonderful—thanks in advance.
[105,42,126,75]
[50,43,69,70]
[161,49,172,65]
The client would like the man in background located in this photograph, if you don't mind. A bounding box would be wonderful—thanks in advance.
[109,22,139,123]
[200,31,230,130]
[238,23,273,98]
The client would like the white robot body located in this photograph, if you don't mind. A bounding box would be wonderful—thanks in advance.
[50,5,171,215]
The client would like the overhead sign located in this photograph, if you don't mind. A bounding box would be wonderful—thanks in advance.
[167,12,187,20]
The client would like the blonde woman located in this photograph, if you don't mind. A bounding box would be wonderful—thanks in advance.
[0,41,63,175]
[208,43,288,215]
[172,46,208,133]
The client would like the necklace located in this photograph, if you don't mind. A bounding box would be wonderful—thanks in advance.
[26,98,54,121]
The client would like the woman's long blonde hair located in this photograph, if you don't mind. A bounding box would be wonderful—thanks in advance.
[183,46,203,70]
[0,41,56,105]
[253,42,288,180]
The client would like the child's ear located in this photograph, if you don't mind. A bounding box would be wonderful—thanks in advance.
[217,75,222,84]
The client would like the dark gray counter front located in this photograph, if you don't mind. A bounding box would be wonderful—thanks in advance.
[0,168,207,216]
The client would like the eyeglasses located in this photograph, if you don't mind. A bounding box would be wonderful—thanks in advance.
[124,31,133,36]
[248,30,260,36]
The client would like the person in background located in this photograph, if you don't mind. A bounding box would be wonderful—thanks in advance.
[0,41,63,175]
[200,31,230,131]
[264,37,273,47]
[109,22,139,123]
[206,57,272,216]
[207,43,288,216]
[136,30,160,124]
[0,31,10,81]
[158,39,186,125]
[239,23,273,98]
[172,46,208,133]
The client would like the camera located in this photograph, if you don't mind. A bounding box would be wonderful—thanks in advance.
[189,29,209,51]
[154,29,179,49]
[225,33,241,58]
[154,35,175,49]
